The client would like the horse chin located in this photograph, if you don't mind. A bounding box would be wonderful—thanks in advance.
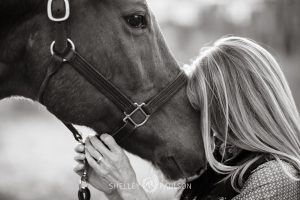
[152,165,202,187]
[152,166,186,187]
[186,173,203,182]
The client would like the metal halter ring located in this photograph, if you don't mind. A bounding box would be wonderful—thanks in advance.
[50,39,75,61]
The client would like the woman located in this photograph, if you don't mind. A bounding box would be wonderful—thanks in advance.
[74,36,300,200]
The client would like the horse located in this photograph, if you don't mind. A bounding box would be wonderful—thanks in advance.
[0,0,207,191]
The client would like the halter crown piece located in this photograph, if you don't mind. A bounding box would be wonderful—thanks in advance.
[44,0,187,199]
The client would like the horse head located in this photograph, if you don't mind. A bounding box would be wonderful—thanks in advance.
[0,0,206,181]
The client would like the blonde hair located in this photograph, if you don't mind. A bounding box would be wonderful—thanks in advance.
[186,36,300,191]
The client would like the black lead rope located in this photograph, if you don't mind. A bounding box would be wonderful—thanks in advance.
[64,124,91,200]
[63,123,90,200]
[78,159,91,200]
[63,124,90,200]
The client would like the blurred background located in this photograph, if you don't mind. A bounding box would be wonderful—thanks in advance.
[0,0,299,199]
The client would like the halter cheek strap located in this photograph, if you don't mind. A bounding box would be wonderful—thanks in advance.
[47,0,69,53]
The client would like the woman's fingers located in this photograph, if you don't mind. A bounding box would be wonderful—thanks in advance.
[89,136,113,158]
[85,150,108,175]
[74,169,84,177]
[100,134,122,153]
[74,153,85,162]
[74,163,85,173]
[85,140,103,163]
[75,144,85,153]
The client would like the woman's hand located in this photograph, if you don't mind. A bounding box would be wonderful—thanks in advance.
[74,134,149,199]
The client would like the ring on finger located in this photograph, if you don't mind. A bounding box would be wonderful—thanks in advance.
[97,156,103,164]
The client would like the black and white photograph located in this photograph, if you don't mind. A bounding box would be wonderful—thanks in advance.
[0,0,300,200]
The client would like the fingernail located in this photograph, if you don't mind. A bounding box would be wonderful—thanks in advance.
[79,146,84,151]
[101,133,109,140]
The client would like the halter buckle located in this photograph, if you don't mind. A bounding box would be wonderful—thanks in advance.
[47,0,70,22]
[123,103,150,128]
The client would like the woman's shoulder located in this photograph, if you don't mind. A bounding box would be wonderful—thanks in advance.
[232,160,300,200]
[250,159,298,180]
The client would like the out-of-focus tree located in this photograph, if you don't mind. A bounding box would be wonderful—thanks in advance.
[150,0,300,55]
[253,0,300,55]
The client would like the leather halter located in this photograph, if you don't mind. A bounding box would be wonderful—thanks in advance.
[39,0,187,143]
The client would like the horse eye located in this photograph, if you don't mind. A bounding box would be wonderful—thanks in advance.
[125,15,147,29]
